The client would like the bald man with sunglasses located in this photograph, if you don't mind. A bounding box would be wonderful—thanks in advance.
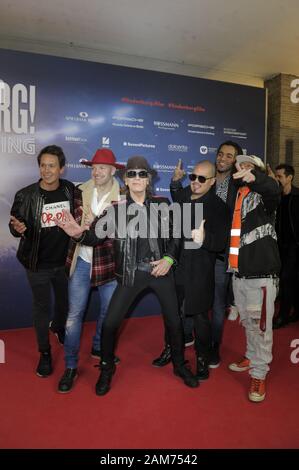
[153,159,230,381]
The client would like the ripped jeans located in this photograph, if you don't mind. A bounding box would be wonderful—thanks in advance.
[233,276,279,379]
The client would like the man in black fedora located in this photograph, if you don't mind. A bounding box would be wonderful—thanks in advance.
[56,155,199,395]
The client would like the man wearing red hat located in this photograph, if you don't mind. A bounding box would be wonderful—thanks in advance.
[57,148,124,393]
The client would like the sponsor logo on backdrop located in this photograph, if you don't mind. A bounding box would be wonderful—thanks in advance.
[198,146,218,156]
[66,162,88,169]
[156,187,170,192]
[223,128,247,139]
[112,116,144,129]
[121,97,206,112]
[0,80,36,155]
[65,111,92,123]
[153,120,179,131]
[188,123,215,135]
[123,141,156,149]
[153,163,177,173]
[168,144,188,152]
[102,136,110,147]
[65,136,88,143]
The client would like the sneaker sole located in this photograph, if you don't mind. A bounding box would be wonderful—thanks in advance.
[91,353,120,364]
[58,374,78,394]
[228,362,251,372]
[36,371,52,378]
[91,353,101,359]
[248,392,266,402]
[209,362,220,369]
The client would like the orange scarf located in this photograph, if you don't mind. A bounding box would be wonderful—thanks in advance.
[229,186,250,269]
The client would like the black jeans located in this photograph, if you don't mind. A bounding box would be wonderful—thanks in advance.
[193,311,212,359]
[177,259,230,345]
[26,266,68,352]
[101,270,185,367]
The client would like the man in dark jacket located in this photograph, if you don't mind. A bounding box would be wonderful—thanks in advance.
[153,160,231,380]
[272,164,299,328]
[9,145,74,377]
[228,155,280,403]
[153,140,241,369]
[55,156,199,395]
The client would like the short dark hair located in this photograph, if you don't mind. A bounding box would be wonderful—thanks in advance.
[216,140,243,157]
[37,145,66,168]
[275,163,295,179]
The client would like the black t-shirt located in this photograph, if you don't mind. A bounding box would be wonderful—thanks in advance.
[37,186,70,268]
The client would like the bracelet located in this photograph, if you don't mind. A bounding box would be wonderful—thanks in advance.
[163,255,174,266]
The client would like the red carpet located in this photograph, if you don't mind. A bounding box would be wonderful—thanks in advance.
[0,316,298,449]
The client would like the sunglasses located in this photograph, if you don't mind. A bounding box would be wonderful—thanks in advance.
[126,170,149,178]
[189,174,214,183]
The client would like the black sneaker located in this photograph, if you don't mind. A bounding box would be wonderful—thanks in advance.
[196,356,209,380]
[49,323,65,345]
[152,345,172,367]
[209,343,221,368]
[174,365,199,388]
[95,363,116,396]
[36,351,52,377]
[58,368,78,393]
[91,348,120,365]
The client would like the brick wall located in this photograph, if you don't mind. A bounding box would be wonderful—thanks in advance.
[265,73,299,185]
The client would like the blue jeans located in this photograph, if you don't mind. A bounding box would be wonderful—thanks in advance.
[64,257,117,368]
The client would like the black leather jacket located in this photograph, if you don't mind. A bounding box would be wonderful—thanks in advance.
[78,195,180,287]
[9,179,74,271]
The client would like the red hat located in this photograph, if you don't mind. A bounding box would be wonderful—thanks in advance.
[81,148,125,169]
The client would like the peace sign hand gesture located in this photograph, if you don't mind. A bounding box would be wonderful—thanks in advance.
[172,159,186,181]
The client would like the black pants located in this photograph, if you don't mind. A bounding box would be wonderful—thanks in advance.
[164,284,212,359]
[26,266,68,352]
[193,311,212,358]
[101,270,185,367]
[279,243,299,318]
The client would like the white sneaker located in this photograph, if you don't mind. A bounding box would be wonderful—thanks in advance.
[228,305,239,321]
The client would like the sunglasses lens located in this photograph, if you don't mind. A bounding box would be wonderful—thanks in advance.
[197,175,206,183]
[189,174,207,183]
[127,170,148,178]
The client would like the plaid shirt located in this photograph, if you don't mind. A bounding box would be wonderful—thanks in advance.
[65,183,116,287]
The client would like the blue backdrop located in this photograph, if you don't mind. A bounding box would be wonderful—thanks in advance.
[0,48,266,329]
